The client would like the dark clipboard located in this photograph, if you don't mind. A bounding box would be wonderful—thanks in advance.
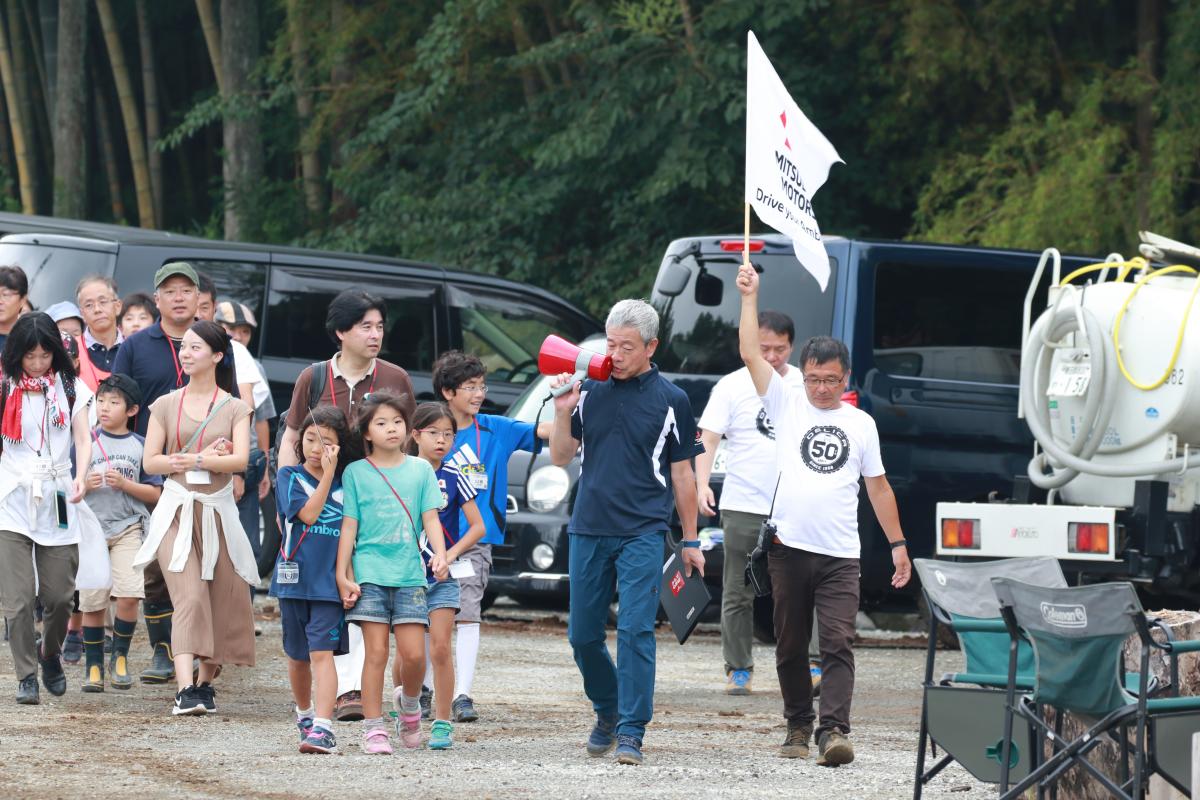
[659,540,712,645]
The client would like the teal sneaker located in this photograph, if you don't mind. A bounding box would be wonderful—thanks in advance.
[429,719,453,750]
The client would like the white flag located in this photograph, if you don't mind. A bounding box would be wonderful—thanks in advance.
[745,30,842,291]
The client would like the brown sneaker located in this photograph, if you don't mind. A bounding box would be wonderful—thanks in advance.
[816,730,855,767]
[778,723,812,758]
[725,669,752,696]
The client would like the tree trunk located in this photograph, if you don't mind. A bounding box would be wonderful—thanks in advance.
[327,0,351,220]
[1134,0,1161,231]
[36,0,53,116]
[135,0,161,226]
[21,0,46,113]
[220,0,262,241]
[95,0,155,227]
[7,0,40,210]
[510,9,554,91]
[0,83,14,193]
[285,0,322,218]
[194,0,222,95]
[51,0,84,219]
[93,84,126,222]
[0,6,35,212]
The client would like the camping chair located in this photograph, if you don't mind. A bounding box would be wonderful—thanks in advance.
[991,578,1200,799]
[911,557,1068,799]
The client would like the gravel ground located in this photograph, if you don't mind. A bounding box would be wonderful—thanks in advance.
[0,599,988,799]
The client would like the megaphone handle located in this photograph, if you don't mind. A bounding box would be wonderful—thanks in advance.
[550,369,587,398]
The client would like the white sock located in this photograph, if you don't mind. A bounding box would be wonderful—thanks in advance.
[391,686,404,714]
[455,623,480,697]
[312,716,332,732]
[423,632,433,688]
[400,693,421,714]
[295,704,314,721]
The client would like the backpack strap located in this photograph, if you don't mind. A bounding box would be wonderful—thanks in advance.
[308,360,328,410]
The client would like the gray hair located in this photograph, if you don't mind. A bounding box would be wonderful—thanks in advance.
[605,299,659,344]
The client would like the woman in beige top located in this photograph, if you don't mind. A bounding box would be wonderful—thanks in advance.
[136,320,255,717]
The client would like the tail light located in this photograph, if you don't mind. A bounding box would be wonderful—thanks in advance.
[941,518,981,550]
[841,390,859,407]
[719,239,765,253]
[1068,522,1110,554]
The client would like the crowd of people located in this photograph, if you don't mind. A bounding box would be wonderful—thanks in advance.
[0,254,912,769]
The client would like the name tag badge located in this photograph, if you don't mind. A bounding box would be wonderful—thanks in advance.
[468,471,488,491]
[276,561,300,584]
[449,560,475,580]
[185,469,212,485]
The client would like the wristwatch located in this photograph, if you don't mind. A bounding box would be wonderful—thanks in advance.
[681,539,701,549]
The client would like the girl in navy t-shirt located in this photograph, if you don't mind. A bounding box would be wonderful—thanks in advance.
[407,402,485,750]
[271,405,358,754]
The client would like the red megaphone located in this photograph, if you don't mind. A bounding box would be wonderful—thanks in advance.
[539,335,613,396]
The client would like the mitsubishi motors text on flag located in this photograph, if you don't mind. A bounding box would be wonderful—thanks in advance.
[745,30,843,291]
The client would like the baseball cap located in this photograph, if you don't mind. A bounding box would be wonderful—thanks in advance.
[44,300,83,324]
[153,262,199,288]
[214,299,258,328]
[97,372,143,408]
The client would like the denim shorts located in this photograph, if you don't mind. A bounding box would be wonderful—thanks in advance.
[425,579,460,615]
[346,583,428,627]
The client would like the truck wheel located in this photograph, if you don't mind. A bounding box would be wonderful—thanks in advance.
[480,591,497,613]
[753,594,776,644]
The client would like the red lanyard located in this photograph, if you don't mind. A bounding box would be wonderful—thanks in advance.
[92,429,112,472]
[175,386,219,452]
[365,457,416,530]
[328,360,377,411]
[166,335,184,388]
[280,524,309,561]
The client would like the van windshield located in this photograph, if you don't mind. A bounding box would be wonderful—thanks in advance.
[653,253,837,376]
[0,242,115,310]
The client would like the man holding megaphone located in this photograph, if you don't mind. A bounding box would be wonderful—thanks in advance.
[548,299,705,768]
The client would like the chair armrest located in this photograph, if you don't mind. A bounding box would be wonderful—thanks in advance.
[951,618,1007,634]
[1165,639,1200,654]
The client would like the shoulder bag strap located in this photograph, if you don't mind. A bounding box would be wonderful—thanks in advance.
[179,394,234,454]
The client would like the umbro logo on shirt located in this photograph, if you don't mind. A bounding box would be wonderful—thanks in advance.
[800,425,850,474]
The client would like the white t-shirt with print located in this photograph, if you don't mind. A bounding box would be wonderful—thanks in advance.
[231,340,269,410]
[761,370,884,558]
[698,365,804,515]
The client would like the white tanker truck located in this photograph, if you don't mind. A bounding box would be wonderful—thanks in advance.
[936,231,1200,597]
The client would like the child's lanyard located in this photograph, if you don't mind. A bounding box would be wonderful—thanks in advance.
[92,429,112,472]
[281,521,309,561]
[365,458,416,532]
[328,361,376,411]
[29,393,51,458]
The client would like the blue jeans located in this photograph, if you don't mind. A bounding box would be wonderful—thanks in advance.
[567,531,663,741]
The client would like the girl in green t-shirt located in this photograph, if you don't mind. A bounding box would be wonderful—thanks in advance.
[336,392,448,754]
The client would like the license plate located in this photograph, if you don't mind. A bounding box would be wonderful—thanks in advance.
[1047,361,1091,397]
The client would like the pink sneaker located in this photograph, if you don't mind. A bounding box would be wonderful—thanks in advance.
[396,712,422,749]
[362,728,393,755]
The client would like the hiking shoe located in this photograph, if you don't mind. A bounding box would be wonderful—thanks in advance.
[429,720,453,750]
[300,726,337,754]
[419,685,432,720]
[779,723,812,759]
[140,644,175,684]
[362,728,393,755]
[62,630,83,664]
[811,662,822,698]
[16,673,39,705]
[40,651,67,696]
[614,734,644,765]
[82,664,105,693]
[395,711,422,749]
[726,669,752,696]
[586,713,619,756]
[195,682,217,713]
[452,694,478,722]
[297,716,314,742]
[172,686,207,716]
[334,690,363,721]
[108,653,133,690]
[816,731,855,767]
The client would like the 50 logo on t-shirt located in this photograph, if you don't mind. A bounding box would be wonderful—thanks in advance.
[800,425,850,474]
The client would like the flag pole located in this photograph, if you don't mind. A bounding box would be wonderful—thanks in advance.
[743,202,751,265]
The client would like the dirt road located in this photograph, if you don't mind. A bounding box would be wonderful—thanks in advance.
[0,601,985,799]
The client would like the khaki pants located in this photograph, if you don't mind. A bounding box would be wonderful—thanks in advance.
[0,529,79,679]
[79,523,145,612]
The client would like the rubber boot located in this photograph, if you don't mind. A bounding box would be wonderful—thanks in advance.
[140,603,175,684]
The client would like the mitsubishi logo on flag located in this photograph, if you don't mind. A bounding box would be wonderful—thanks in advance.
[745,31,843,291]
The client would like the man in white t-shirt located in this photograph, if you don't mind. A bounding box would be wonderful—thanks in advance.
[736,260,911,767]
[696,310,811,698]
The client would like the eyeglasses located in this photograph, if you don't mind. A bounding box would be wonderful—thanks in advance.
[457,384,488,395]
[417,429,455,442]
[80,298,116,312]
[0,289,22,301]
[803,375,845,388]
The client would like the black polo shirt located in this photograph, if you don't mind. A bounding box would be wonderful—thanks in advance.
[568,364,704,536]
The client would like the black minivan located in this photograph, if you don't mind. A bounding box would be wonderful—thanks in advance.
[494,233,1099,616]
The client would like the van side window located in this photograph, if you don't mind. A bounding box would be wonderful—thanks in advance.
[178,259,268,347]
[264,267,438,370]
[873,262,1027,384]
[449,287,592,385]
